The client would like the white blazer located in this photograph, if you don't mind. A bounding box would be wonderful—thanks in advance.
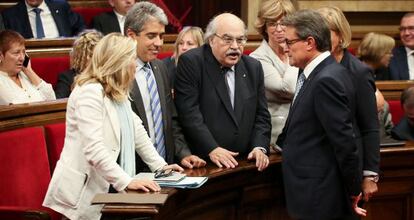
[250,40,298,144]
[43,83,167,220]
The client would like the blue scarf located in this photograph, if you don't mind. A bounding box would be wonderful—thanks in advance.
[114,101,135,176]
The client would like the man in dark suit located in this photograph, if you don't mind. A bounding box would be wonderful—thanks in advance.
[124,2,205,172]
[0,14,4,32]
[174,13,271,171]
[91,0,135,35]
[277,10,364,219]
[1,0,84,39]
[389,12,414,80]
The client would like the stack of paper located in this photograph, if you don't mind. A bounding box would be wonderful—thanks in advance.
[134,173,208,189]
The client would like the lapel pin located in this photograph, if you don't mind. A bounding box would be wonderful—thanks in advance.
[56,10,59,14]
[243,74,246,78]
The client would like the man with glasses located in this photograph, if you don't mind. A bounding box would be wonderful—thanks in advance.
[174,13,271,171]
[389,12,414,79]
[276,10,364,219]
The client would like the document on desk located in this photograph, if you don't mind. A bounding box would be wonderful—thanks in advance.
[134,173,208,189]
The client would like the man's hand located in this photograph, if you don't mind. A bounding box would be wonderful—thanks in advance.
[163,164,184,172]
[247,147,269,171]
[362,177,378,201]
[181,155,207,169]
[352,193,367,217]
[209,147,239,168]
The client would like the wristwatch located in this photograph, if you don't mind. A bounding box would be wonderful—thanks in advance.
[365,175,379,183]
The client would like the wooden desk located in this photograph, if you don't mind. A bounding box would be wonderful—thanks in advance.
[100,143,414,220]
[376,80,414,100]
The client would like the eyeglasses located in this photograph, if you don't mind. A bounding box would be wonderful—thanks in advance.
[285,38,303,48]
[214,33,247,46]
[154,169,173,178]
[399,26,414,33]
[267,21,285,29]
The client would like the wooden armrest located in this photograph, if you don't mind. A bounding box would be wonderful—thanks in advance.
[0,206,51,220]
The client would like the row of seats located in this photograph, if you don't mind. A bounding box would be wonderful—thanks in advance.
[0,123,65,220]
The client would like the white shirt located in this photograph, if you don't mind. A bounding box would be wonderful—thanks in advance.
[303,51,331,79]
[134,59,156,145]
[26,1,59,38]
[406,47,414,80]
[0,71,56,105]
[113,10,125,35]
[224,66,235,108]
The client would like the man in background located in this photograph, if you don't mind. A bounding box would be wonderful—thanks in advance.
[2,0,84,39]
[124,1,206,172]
[92,0,135,35]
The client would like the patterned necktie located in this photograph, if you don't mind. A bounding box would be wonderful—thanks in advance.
[222,67,234,109]
[143,63,166,159]
[293,71,305,103]
[32,8,45,38]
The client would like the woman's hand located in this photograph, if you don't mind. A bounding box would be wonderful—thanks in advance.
[126,179,161,192]
[163,164,184,172]
[22,60,42,86]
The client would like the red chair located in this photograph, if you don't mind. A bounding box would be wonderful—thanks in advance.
[0,127,60,220]
[73,7,113,27]
[44,123,66,174]
[388,100,404,125]
[157,51,173,60]
[31,56,70,88]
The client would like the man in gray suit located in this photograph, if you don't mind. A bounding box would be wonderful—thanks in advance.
[124,2,205,172]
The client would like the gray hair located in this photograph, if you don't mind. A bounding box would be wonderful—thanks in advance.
[124,1,168,35]
[282,10,331,52]
[204,13,247,42]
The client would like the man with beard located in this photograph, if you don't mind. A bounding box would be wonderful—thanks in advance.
[174,13,271,171]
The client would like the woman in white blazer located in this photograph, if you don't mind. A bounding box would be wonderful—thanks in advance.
[250,0,298,148]
[43,33,183,220]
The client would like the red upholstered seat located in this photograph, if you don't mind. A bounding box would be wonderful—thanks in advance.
[157,51,173,59]
[388,100,404,125]
[0,127,60,220]
[31,56,70,88]
[44,123,66,174]
[73,7,113,26]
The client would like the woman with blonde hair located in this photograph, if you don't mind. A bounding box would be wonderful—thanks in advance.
[163,26,204,86]
[250,0,298,149]
[55,30,103,98]
[358,32,395,72]
[318,6,380,204]
[43,33,183,220]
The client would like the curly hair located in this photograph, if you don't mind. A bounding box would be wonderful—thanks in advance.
[71,30,103,73]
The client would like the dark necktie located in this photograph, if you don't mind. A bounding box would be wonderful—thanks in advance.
[142,63,166,159]
[32,8,45,38]
[293,71,305,103]
[222,67,234,109]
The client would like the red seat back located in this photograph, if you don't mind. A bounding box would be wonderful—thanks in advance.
[73,7,113,27]
[31,56,70,88]
[44,123,66,174]
[388,100,404,125]
[0,127,60,219]
[157,51,173,59]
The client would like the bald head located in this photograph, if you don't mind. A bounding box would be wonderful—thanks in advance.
[204,13,246,42]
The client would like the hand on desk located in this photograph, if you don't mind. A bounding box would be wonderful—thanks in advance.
[163,164,184,172]
[209,147,239,168]
[247,147,269,171]
[362,177,378,201]
[181,155,207,169]
[127,179,161,192]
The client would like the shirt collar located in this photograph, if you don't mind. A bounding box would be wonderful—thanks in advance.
[113,10,125,22]
[26,0,48,13]
[303,51,330,79]
[405,46,414,57]
[136,58,145,71]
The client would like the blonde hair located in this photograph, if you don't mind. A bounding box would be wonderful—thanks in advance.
[254,0,296,40]
[71,30,103,73]
[75,33,137,102]
[173,26,204,64]
[358,32,395,65]
[317,6,352,49]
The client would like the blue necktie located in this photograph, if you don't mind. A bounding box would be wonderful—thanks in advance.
[143,63,166,159]
[293,71,305,103]
[33,8,45,39]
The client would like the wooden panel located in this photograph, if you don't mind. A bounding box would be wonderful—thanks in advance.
[376,81,414,100]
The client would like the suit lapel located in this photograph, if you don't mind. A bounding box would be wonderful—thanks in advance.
[234,60,250,126]
[130,80,149,131]
[18,2,34,38]
[47,2,65,36]
[103,96,120,144]
[204,48,238,126]
[109,11,121,32]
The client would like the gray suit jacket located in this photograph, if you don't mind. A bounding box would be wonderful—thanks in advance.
[130,59,191,172]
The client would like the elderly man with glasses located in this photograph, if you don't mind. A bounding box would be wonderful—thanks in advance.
[174,13,271,171]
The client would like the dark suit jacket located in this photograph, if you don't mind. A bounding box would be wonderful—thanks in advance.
[130,59,191,172]
[391,117,414,140]
[2,0,84,39]
[162,56,176,88]
[341,50,380,174]
[91,10,120,35]
[0,14,4,32]
[54,68,77,99]
[279,55,361,219]
[389,46,409,80]
[174,44,271,158]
